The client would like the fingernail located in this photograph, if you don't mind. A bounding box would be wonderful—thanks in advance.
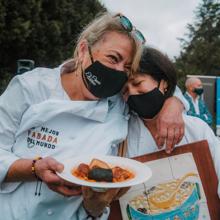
[57,164,64,172]
[166,150,171,154]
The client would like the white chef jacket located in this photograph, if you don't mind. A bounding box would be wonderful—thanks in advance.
[0,66,129,220]
[0,63,189,220]
[127,114,220,197]
[174,86,189,112]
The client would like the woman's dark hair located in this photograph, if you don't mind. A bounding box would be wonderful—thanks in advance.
[138,46,177,98]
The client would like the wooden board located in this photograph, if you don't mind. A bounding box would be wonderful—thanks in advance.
[109,140,220,220]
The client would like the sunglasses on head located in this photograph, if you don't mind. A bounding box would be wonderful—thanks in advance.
[115,13,146,44]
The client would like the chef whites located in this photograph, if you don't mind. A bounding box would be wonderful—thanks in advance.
[0,67,128,220]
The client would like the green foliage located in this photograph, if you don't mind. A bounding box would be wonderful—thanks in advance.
[0,68,13,95]
[175,0,220,84]
[0,0,106,93]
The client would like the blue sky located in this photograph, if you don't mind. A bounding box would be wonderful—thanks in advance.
[99,0,201,59]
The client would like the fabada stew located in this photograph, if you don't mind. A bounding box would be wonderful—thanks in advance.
[72,158,134,183]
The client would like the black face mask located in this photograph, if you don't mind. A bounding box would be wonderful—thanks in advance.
[194,88,203,96]
[127,88,166,119]
[82,47,128,98]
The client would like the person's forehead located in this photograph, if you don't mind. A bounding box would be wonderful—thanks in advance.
[130,73,155,81]
[102,31,132,43]
[98,32,133,52]
[194,79,202,86]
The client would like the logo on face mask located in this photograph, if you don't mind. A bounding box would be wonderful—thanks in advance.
[85,71,101,86]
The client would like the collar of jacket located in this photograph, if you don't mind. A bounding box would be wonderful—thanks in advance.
[15,98,116,138]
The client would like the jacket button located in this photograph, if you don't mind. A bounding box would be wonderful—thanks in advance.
[124,115,130,120]
[47,209,53,216]
[112,144,117,148]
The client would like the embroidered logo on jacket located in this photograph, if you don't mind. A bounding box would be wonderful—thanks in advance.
[27,127,59,149]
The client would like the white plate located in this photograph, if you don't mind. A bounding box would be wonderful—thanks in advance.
[57,155,152,188]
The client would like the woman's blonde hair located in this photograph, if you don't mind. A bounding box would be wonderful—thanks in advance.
[64,12,143,75]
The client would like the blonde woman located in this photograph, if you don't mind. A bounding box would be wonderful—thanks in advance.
[0,13,185,219]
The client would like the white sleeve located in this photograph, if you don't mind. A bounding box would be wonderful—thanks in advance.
[173,86,189,112]
[203,125,220,198]
[0,76,32,184]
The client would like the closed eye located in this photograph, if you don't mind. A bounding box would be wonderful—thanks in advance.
[132,80,143,86]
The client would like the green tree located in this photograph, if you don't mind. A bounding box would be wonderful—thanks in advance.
[175,0,220,87]
[0,0,105,94]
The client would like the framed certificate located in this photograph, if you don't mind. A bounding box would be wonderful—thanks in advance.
[109,140,220,220]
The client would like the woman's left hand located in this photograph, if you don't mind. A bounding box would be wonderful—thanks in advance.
[82,186,129,217]
[155,96,185,153]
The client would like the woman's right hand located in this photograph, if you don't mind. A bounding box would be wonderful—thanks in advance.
[35,157,82,196]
